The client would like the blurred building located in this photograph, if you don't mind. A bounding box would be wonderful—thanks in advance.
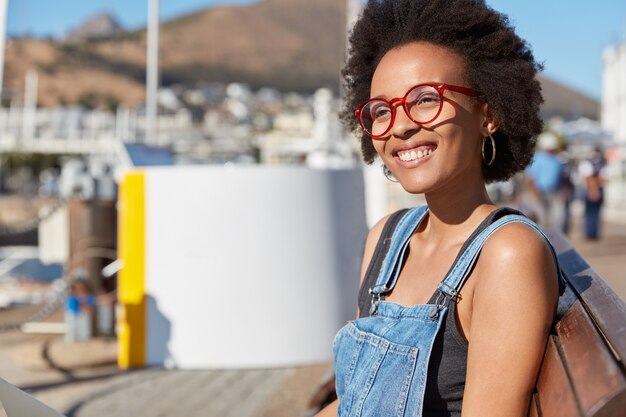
[603,41,626,146]
[602,38,626,205]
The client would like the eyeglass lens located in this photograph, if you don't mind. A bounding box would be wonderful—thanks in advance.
[360,85,442,137]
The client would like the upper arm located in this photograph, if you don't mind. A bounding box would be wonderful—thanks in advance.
[313,399,338,417]
[462,223,559,417]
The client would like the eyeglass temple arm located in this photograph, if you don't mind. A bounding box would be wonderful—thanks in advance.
[445,84,480,97]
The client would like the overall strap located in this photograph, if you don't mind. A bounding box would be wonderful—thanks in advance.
[436,214,561,302]
[358,208,409,316]
[370,206,429,295]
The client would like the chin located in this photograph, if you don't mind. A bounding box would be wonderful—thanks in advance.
[397,177,433,195]
[401,185,430,195]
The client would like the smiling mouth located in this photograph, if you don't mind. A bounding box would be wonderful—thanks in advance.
[396,146,436,162]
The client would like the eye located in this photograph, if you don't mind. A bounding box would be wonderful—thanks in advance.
[368,101,392,121]
[406,86,441,109]
[412,92,441,107]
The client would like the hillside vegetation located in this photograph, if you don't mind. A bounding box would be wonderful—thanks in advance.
[4,0,346,107]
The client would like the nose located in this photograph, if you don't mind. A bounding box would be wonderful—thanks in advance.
[389,105,419,139]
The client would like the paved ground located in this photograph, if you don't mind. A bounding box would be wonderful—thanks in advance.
[568,210,626,300]
[0,306,331,417]
[0,210,624,417]
[0,329,331,417]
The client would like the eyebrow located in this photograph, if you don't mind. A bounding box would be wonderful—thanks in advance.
[369,82,443,100]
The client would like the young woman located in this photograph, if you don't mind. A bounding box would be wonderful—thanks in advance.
[315,1,560,416]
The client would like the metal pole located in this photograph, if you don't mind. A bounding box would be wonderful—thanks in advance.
[21,69,37,145]
[146,0,159,145]
[341,0,363,163]
[341,0,358,100]
[342,0,362,103]
[0,0,7,102]
[0,0,7,160]
[346,0,361,36]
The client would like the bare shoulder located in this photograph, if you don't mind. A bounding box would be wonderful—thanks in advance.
[480,221,555,270]
[477,221,558,301]
[366,213,394,247]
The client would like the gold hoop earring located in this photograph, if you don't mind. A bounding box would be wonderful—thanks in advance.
[482,135,496,166]
[383,165,399,182]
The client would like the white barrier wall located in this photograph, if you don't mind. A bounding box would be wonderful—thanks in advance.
[118,166,368,369]
[39,205,69,264]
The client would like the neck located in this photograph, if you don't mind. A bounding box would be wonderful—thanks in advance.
[422,176,495,242]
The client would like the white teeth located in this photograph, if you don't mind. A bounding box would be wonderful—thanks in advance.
[398,148,434,161]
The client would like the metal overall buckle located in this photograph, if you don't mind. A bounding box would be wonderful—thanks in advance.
[438,283,460,302]
[369,286,387,316]
[429,291,450,320]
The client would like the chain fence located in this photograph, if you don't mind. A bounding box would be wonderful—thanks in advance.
[0,199,68,331]
[0,199,120,335]
[0,280,68,332]
[0,198,67,236]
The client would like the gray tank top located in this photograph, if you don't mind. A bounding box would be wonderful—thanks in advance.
[358,207,521,417]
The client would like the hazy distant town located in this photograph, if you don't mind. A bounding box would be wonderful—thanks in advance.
[0,1,624,210]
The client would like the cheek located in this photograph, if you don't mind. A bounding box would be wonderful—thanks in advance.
[372,140,386,158]
[444,108,483,147]
[447,98,484,131]
[440,126,482,163]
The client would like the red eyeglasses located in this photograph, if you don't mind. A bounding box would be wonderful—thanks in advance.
[354,83,480,139]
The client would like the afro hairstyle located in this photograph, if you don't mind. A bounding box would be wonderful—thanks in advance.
[342,0,544,183]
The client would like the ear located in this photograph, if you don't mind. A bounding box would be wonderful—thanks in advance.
[479,102,499,137]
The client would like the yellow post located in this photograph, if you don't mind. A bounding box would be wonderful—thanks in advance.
[117,171,146,368]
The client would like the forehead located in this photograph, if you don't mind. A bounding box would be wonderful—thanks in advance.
[371,41,468,97]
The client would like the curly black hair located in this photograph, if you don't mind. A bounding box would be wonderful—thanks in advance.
[342,0,543,183]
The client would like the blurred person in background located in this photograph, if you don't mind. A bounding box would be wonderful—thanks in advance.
[314,0,560,416]
[559,146,577,236]
[65,275,95,342]
[525,132,567,232]
[579,147,607,240]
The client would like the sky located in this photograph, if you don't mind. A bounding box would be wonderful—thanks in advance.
[5,0,626,100]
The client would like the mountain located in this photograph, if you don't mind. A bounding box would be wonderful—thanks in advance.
[538,75,600,121]
[4,0,346,107]
[2,0,600,122]
[65,13,124,43]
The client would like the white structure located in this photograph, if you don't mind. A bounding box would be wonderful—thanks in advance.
[602,41,626,145]
[117,166,368,369]
[602,39,626,205]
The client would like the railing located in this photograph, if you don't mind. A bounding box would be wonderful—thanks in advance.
[0,106,195,154]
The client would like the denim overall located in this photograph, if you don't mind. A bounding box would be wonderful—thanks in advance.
[333,206,557,417]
